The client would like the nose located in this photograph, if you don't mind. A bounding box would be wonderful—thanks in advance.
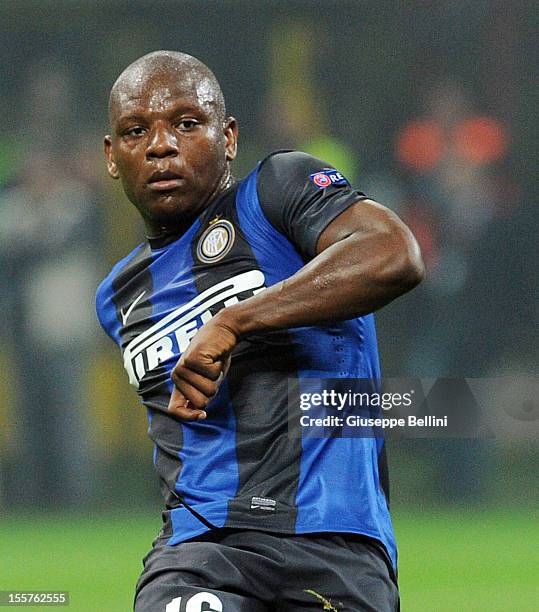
[145,123,179,159]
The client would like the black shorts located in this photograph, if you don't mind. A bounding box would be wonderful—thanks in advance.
[134,529,399,612]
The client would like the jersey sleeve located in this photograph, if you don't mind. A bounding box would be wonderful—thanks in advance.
[256,151,367,259]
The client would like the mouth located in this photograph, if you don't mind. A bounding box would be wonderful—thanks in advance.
[147,170,185,192]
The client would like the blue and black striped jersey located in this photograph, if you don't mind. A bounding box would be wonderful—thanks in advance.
[96,151,397,569]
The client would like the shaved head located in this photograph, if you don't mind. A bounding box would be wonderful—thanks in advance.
[108,50,226,126]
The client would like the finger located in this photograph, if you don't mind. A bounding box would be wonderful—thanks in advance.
[171,366,221,398]
[220,354,232,379]
[180,353,224,380]
[174,378,214,411]
[169,403,208,420]
[167,386,207,420]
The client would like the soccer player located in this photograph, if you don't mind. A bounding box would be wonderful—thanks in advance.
[97,51,424,612]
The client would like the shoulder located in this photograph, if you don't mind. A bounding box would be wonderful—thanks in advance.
[257,149,332,183]
[247,150,365,260]
[96,242,146,299]
[255,149,354,201]
[95,242,147,339]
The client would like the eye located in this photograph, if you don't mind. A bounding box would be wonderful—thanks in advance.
[177,119,199,131]
[125,126,146,137]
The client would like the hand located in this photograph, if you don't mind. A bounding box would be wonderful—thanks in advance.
[167,315,238,420]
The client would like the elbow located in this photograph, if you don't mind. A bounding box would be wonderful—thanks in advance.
[369,205,426,294]
[334,201,425,309]
[393,229,425,294]
[376,223,425,296]
[399,237,425,291]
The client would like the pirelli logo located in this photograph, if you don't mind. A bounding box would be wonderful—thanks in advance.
[123,270,266,387]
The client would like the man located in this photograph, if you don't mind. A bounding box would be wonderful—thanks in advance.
[97,50,423,612]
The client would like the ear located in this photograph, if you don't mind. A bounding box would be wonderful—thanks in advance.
[104,135,119,179]
[223,117,238,162]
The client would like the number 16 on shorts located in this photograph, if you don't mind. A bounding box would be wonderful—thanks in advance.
[166,592,223,612]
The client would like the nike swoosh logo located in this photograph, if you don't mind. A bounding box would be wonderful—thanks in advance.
[120,291,146,325]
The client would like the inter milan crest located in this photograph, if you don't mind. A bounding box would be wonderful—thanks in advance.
[196,219,236,263]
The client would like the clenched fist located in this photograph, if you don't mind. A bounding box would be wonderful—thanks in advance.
[167,315,238,420]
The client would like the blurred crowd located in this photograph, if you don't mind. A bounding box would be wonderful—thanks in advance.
[0,2,536,510]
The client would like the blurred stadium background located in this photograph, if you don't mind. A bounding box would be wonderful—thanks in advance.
[0,1,537,610]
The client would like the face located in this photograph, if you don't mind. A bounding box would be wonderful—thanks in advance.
[104,70,237,233]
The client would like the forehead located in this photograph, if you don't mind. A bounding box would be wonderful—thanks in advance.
[111,67,218,120]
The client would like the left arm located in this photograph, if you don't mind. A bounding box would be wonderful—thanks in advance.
[168,198,424,419]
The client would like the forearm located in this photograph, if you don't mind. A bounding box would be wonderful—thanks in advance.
[217,221,424,339]
[168,199,424,417]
